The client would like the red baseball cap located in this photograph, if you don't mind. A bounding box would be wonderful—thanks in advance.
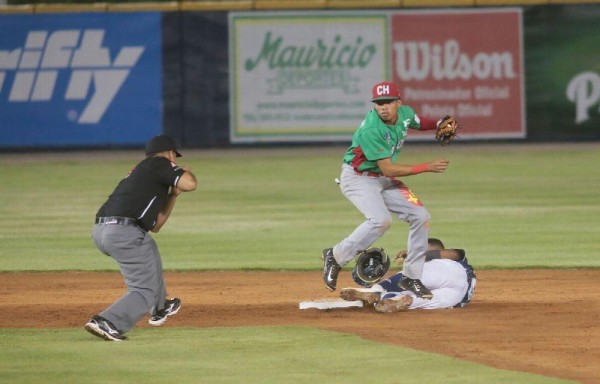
[371,81,401,102]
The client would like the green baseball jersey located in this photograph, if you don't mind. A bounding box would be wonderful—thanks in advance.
[343,106,422,173]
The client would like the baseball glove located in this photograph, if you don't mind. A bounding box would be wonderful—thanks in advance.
[351,247,390,287]
[435,115,459,146]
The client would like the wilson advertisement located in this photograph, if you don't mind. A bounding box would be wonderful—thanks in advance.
[391,9,525,141]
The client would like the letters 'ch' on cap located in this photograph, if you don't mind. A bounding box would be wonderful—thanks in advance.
[145,135,182,157]
[371,81,401,102]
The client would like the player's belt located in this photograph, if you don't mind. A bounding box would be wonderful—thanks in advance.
[95,216,140,227]
[354,168,383,177]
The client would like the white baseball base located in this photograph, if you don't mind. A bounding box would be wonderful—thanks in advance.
[299,299,363,310]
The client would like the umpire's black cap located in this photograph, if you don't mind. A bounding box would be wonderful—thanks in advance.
[145,135,182,157]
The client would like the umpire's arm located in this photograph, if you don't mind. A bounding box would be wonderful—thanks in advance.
[152,168,197,233]
[176,167,197,192]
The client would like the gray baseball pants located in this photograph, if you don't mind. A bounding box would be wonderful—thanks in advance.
[333,164,431,279]
[92,223,167,333]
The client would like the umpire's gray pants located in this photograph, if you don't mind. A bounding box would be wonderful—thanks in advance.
[333,164,430,279]
[92,223,167,333]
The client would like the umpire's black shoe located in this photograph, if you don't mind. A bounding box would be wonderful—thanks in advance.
[84,315,127,341]
[322,248,342,292]
[149,298,181,327]
[398,277,433,300]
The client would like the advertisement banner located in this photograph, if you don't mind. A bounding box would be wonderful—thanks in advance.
[229,12,390,143]
[229,9,524,143]
[0,12,161,148]
[390,9,525,141]
[525,5,600,140]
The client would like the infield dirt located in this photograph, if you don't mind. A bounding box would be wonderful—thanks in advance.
[2,270,598,383]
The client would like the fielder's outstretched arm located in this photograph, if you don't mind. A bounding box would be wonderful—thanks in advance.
[377,157,449,178]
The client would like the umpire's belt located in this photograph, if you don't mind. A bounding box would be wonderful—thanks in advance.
[95,216,139,227]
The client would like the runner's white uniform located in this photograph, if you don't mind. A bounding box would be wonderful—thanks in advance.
[376,259,476,309]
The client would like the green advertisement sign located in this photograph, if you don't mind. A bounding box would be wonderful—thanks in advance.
[229,12,390,143]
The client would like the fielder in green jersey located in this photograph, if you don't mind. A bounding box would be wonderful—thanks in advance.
[322,81,451,299]
[343,105,421,174]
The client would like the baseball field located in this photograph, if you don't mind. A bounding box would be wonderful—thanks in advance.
[1,143,598,383]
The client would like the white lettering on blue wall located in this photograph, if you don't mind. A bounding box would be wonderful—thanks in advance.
[0,29,144,124]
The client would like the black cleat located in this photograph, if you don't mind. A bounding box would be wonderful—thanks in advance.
[398,277,433,299]
[322,248,342,292]
[149,298,182,327]
[84,315,127,341]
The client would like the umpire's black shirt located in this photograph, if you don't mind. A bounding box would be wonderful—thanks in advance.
[97,156,186,231]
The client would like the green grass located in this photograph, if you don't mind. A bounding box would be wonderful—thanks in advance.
[0,144,595,384]
[0,327,575,384]
[0,144,599,271]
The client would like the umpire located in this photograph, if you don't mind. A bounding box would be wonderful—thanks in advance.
[85,135,197,341]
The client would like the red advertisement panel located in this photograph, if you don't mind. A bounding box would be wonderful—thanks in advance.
[391,9,524,139]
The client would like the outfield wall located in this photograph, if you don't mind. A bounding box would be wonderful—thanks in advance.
[1,3,599,148]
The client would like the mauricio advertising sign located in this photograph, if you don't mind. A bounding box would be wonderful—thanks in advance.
[391,9,525,140]
[229,12,390,143]
[0,12,161,148]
